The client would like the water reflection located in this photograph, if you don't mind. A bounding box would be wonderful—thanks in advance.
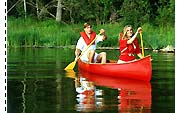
[118,87,151,113]
[73,71,104,112]
[75,70,152,113]
[8,48,174,113]
[22,72,27,113]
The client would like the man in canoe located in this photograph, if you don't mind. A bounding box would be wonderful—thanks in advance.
[117,25,143,64]
[74,23,107,63]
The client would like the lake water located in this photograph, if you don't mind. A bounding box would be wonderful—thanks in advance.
[7,48,175,113]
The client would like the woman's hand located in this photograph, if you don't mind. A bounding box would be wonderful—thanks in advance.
[137,27,142,33]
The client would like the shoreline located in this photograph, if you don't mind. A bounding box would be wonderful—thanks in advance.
[7,45,175,53]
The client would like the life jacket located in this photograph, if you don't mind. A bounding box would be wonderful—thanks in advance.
[119,32,141,61]
[80,31,96,45]
[119,32,137,55]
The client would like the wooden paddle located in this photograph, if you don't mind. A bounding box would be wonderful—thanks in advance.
[140,32,144,57]
[64,33,101,70]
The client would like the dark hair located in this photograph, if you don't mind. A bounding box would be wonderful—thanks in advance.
[83,23,92,28]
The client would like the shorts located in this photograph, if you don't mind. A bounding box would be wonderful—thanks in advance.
[80,52,99,63]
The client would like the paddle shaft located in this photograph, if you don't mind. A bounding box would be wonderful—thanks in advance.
[140,32,144,57]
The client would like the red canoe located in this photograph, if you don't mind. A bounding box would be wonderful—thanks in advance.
[78,55,152,81]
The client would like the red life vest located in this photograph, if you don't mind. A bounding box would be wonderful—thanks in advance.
[80,31,96,45]
[119,32,141,61]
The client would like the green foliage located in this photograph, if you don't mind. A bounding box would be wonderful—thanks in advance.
[119,0,150,27]
[8,0,174,27]
[8,18,175,49]
[142,23,174,50]
[155,0,175,27]
[96,23,123,47]
[8,17,81,47]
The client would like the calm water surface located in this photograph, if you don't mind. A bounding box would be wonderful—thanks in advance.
[7,48,175,113]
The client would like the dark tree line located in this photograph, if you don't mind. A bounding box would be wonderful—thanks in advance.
[7,0,174,27]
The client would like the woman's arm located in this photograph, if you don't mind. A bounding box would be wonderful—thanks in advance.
[127,27,142,44]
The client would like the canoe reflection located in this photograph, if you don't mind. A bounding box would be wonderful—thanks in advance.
[78,70,152,113]
[75,73,104,112]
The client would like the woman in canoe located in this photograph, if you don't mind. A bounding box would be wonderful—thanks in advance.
[117,25,143,64]
[75,23,107,63]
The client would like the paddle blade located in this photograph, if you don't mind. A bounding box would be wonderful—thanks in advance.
[64,61,76,70]
[65,69,76,78]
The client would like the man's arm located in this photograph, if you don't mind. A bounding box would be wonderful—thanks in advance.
[75,48,81,61]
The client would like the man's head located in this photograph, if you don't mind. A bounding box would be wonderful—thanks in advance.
[84,23,92,34]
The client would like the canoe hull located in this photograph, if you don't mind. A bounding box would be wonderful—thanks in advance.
[78,55,152,81]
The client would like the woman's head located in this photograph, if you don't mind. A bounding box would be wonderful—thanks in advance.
[123,25,134,38]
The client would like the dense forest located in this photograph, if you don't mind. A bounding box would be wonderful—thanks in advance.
[7,0,175,49]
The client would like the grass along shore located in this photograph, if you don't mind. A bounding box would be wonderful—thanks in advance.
[8,17,175,50]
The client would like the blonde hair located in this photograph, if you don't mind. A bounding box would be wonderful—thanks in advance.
[122,25,133,39]
[123,25,132,33]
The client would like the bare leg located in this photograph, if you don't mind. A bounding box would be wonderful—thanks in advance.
[88,50,95,63]
[96,52,106,64]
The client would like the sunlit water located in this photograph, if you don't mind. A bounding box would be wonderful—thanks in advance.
[7,48,175,113]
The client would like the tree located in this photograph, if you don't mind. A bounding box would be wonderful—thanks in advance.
[62,0,81,23]
[56,0,62,22]
[119,0,150,27]
[7,0,174,26]
[155,0,175,26]
[99,0,112,24]
[23,0,27,18]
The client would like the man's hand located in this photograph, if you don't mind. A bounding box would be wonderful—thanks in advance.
[99,29,105,35]
[75,56,78,61]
